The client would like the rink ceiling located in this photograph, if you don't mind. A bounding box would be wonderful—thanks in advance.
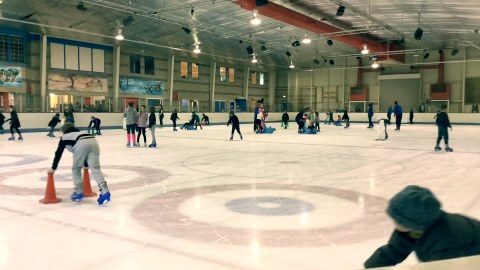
[0,122,480,269]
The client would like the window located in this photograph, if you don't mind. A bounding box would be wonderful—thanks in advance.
[49,39,107,72]
[0,34,25,63]
[145,56,155,75]
[251,71,257,85]
[130,54,141,74]
[192,63,199,80]
[181,61,188,78]
[219,67,227,82]
[259,72,265,86]
[229,68,235,83]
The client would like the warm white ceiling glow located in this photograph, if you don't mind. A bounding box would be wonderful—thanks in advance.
[289,61,295,68]
[371,61,379,69]
[115,29,124,40]
[193,44,201,54]
[250,9,261,25]
[252,55,257,63]
[302,34,311,44]
[361,44,369,55]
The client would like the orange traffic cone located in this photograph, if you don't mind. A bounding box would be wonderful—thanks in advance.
[39,172,62,204]
[82,168,97,197]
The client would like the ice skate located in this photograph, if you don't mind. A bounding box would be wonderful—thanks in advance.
[148,143,157,148]
[18,135,23,140]
[434,146,442,151]
[144,143,148,147]
[8,136,15,141]
[229,136,233,141]
[70,192,84,202]
[445,147,453,152]
[240,134,243,140]
[97,182,111,205]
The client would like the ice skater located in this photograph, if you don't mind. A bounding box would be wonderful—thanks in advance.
[136,105,148,147]
[227,111,242,140]
[158,105,164,127]
[375,118,388,141]
[394,101,403,130]
[314,111,320,131]
[148,106,157,148]
[48,122,111,205]
[88,116,102,136]
[6,105,22,141]
[47,113,61,137]
[0,109,5,134]
[124,102,138,147]
[201,113,210,125]
[367,103,374,128]
[387,106,393,124]
[342,109,350,128]
[170,109,180,131]
[409,108,414,124]
[281,111,289,129]
[364,185,480,268]
[434,104,453,152]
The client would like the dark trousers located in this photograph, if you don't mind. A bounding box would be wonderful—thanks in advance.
[172,120,177,129]
[126,124,136,134]
[368,116,373,127]
[315,122,320,131]
[137,127,146,143]
[10,126,21,135]
[160,115,164,126]
[409,117,413,124]
[231,125,241,135]
[387,115,391,124]
[396,115,402,129]
[436,126,449,145]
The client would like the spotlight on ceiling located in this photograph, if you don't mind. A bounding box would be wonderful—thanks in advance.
[302,34,311,44]
[115,28,124,41]
[256,0,269,6]
[292,40,300,47]
[329,59,335,65]
[414,27,423,40]
[371,61,379,69]
[193,44,201,54]
[361,44,369,55]
[313,58,320,65]
[246,46,254,55]
[182,27,191,34]
[451,48,459,56]
[289,61,295,69]
[77,0,87,11]
[122,15,134,26]
[251,9,261,25]
[285,51,291,57]
[423,51,430,59]
[336,5,345,16]
[252,54,258,64]
[327,39,333,46]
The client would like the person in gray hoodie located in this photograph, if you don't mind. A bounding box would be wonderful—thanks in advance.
[136,105,148,147]
[123,102,138,147]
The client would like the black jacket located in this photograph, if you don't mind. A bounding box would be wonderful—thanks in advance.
[364,212,480,268]
[282,113,289,122]
[227,115,240,126]
[170,112,179,121]
[48,116,61,127]
[6,110,20,128]
[148,113,156,128]
[435,112,451,128]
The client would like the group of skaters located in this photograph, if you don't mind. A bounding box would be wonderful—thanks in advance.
[124,102,164,148]
[292,108,351,134]
[0,105,23,140]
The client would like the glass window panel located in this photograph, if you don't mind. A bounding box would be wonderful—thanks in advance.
[9,36,24,63]
[228,68,235,83]
[192,63,199,80]
[259,72,265,85]
[130,54,141,74]
[251,71,257,85]
[219,67,227,82]
[145,56,155,75]
[180,61,188,78]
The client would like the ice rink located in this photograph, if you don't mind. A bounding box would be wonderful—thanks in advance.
[1,122,479,270]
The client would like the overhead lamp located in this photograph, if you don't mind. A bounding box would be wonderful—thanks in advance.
[451,48,459,56]
[289,61,295,69]
[193,44,201,54]
[302,34,311,44]
[292,40,300,47]
[361,44,369,55]
[313,58,320,65]
[327,39,333,46]
[246,46,254,55]
[414,13,423,40]
[336,5,345,16]
[250,9,261,25]
[329,59,335,65]
[191,7,195,16]
[285,51,291,57]
[115,29,124,40]
[423,51,429,59]
[371,61,379,69]
[252,55,258,63]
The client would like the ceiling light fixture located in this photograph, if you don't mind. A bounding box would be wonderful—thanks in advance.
[302,34,311,44]
[336,5,345,16]
[313,58,320,65]
[371,61,379,69]
[329,59,335,65]
[193,44,201,54]
[115,29,124,40]
[451,48,459,56]
[289,61,295,69]
[252,54,258,63]
[190,7,195,16]
[285,51,291,57]
[327,39,333,46]
[292,40,300,47]
[361,44,369,55]
[414,13,423,40]
[250,9,261,25]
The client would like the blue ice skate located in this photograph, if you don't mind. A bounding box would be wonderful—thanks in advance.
[71,192,84,202]
[97,192,111,205]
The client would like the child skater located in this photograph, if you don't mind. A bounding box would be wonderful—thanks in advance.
[0,109,5,134]
[48,122,111,205]
[314,111,320,131]
[281,111,289,129]
[136,105,148,147]
[227,111,243,140]
[6,105,23,141]
[334,115,343,126]
[342,108,350,128]
[47,113,61,137]
[148,106,157,148]
[435,104,453,152]
[364,185,480,268]
[124,102,138,147]
[88,116,102,136]
[170,109,180,131]
[158,105,164,127]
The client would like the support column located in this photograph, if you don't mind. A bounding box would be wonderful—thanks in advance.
[210,60,216,111]
[168,53,175,108]
[40,34,47,112]
[310,65,314,109]
[112,45,120,112]
[268,70,276,111]
[243,65,250,102]
[293,71,299,111]
[461,48,467,112]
